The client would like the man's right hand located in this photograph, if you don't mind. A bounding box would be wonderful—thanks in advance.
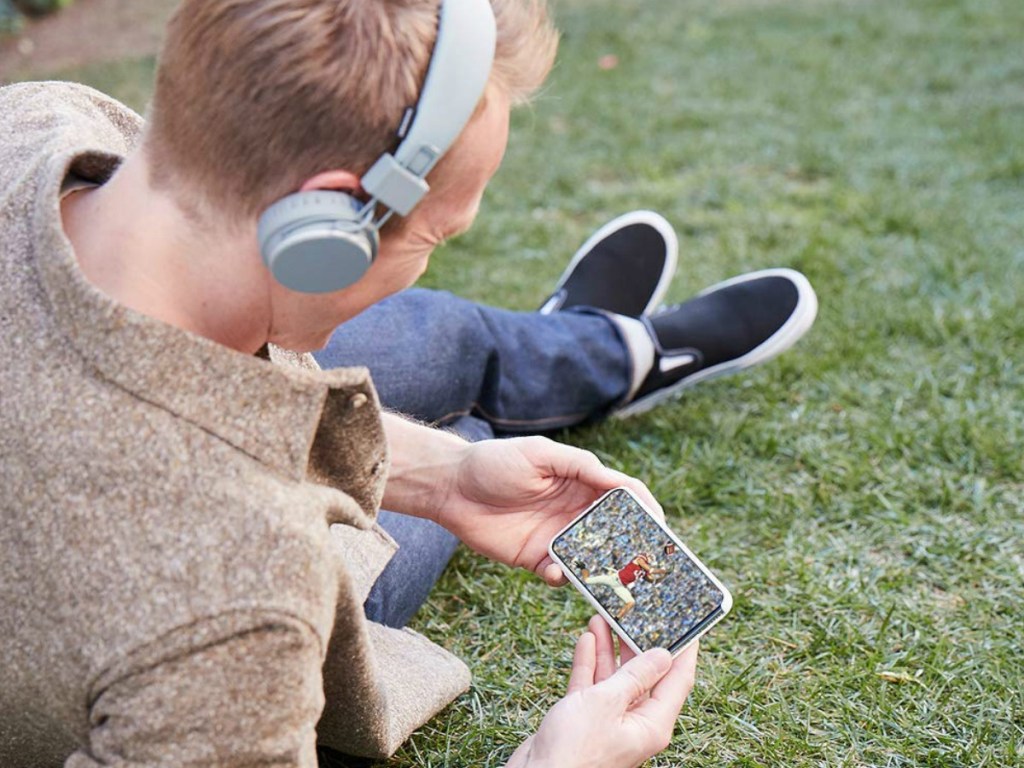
[507,616,699,768]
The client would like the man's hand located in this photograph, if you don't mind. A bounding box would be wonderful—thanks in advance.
[433,436,662,585]
[380,415,660,584]
[506,616,698,768]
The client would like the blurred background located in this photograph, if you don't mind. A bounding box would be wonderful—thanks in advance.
[3,1,1022,766]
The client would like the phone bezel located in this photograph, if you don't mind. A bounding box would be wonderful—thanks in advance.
[547,487,733,657]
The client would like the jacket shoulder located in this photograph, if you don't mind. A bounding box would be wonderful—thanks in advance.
[0,81,142,201]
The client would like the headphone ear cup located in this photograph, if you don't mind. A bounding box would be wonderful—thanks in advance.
[258,191,378,294]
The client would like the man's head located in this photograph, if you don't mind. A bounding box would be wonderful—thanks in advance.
[149,0,559,221]
[143,0,557,349]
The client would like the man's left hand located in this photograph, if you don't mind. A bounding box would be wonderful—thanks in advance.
[432,436,662,586]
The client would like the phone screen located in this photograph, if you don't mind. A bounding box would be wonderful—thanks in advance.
[550,488,728,653]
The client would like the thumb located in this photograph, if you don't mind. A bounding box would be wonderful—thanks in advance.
[596,648,673,708]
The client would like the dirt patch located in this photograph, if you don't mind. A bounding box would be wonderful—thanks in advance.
[0,0,175,81]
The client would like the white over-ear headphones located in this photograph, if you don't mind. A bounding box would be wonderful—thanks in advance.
[257,0,497,294]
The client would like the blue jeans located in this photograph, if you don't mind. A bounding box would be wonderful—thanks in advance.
[313,289,631,628]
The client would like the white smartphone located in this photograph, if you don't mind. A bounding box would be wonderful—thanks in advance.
[548,487,732,656]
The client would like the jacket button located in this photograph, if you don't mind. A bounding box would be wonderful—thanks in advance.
[349,392,368,410]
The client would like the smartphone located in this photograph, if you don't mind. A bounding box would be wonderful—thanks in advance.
[548,487,732,656]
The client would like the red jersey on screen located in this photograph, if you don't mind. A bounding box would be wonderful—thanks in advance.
[618,561,645,586]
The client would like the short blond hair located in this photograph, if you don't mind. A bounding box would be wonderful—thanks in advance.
[146,0,558,220]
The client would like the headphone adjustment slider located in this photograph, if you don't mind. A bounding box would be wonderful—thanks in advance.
[361,153,431,216]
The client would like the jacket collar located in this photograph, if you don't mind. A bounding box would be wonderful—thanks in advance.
[33,148,367,483]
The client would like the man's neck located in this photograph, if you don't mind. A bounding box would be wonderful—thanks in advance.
[61,151,271,355]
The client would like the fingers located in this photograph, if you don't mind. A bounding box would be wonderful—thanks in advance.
[518,436,664,521]
[632,641,699,725]
[540,559,567,587]
[597,647,674,709]
[566,631,597,694]
[534,442,612,490]
[527,439,665,520]
[589,615,618,683]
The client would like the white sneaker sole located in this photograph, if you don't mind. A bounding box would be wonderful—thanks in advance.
[541,210,679,316]
[614,268,819,419]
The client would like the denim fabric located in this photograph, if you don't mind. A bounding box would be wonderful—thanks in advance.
[314,288,632,433]
[361,510,462,628]
[313,290,631,628]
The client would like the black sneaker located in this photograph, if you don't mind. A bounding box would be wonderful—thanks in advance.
[615,268,818,418]
[538,210,678,317]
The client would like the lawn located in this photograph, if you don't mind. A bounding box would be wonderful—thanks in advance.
[9,0,1023,765]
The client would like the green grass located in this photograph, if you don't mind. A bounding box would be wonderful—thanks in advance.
[15,0,1024,765]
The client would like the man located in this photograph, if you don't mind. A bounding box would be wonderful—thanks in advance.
[0,3,814,768]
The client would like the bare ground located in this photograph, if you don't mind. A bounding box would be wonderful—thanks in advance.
[0,0,174,81]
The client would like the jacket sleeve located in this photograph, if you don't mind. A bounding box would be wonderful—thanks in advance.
[64,616,324,768]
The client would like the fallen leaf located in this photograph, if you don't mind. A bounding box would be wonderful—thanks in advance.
[877,669,925,686]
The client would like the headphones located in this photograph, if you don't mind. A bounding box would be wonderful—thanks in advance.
[257,0,498,294]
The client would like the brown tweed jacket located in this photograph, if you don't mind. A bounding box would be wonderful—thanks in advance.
[0,82,470,767]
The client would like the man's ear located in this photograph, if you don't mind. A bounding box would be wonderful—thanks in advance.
[299,170,363,194]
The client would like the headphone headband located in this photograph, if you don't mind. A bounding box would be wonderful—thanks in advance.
[361,0,497,217]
